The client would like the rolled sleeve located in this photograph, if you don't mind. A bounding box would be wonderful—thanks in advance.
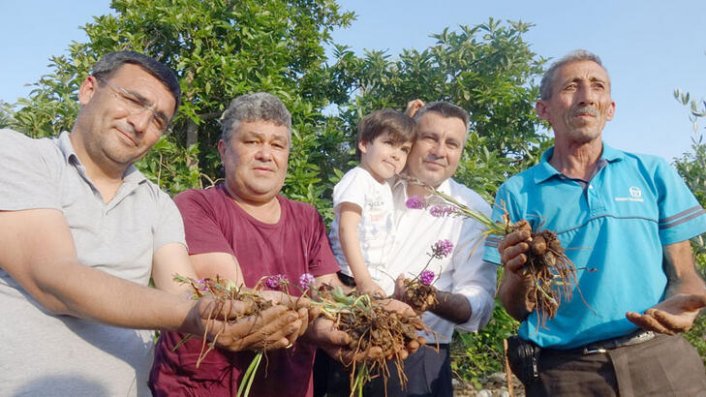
[456,283,496,331]
[451,209,497,332]
[452,234,497,331]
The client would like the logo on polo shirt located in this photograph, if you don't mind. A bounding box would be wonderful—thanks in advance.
[615,186,644,203]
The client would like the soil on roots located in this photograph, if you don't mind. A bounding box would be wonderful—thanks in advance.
[174,276,277,365]
[510,222,577,327]
[316,286,428,394]
[402,280,438,313]
[186,276,276,317]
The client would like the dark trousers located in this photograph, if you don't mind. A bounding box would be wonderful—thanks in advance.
[314,345,452,397]
[524,334,706,397]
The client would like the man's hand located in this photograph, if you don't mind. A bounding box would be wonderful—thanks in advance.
[404,99,425,117]
[183,298,306,352]
[626,293,706,335]
[393,274,410,302]
[258,289,310,309]
[496,220,537,320]
[376,296,425,359]
[498,220,532,274]
[378,294,422,324]
[304,316,367,364]
[305,305,423,365]
[393,274,434,313]
[259,290,311,343]
[357,279,387,299]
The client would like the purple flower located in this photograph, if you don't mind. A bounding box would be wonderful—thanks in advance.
[298,273,315,290]
[431,239,454,259]
[405,196,426,209]
[419,270,435,286]
[196,278,209,291]
[265,274,288,290]
[429,205,455,218]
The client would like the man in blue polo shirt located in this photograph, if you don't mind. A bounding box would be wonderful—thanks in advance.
[484,49,706,396]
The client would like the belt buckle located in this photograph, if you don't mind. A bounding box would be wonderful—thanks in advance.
[582,346,607,355]
[626,330,655,345]
[581,330,655,355]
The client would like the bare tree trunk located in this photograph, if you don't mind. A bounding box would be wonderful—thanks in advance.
[186,118,198,148]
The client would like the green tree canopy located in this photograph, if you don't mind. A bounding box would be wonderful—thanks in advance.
[6,0,355,203]
[673,86,706,366]
[331,18,548,199]
[5,1,547,208]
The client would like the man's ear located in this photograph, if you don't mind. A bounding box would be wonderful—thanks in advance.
[78,75,98,106]
[606,101,616,121]
[535,100,550,121]
[217,139,227,159]
[358,140,368,154]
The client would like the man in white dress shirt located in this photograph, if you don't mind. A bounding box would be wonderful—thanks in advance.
[369,100,497,397]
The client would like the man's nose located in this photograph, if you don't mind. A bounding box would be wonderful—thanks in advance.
[255,144,273,160]
[128,111,151,135]
[577,84,596,105]
[430,141,446,158]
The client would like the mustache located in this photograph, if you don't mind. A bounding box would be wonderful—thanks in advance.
[572,106,599,117]
[424,157,446,164]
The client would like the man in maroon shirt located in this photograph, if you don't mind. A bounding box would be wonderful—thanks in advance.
[149,93,407,397]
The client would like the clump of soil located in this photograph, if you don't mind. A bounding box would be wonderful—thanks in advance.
[508,220,576,326]
[315,285,428,395]
[174,275,276,365]
[401,279,438,314]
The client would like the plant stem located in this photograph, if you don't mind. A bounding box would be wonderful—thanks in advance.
[237,351,263,397]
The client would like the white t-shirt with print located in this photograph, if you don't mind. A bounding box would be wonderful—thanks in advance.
[329,166,395,281]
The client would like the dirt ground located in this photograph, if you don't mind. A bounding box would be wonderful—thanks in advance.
[453,373,526,397]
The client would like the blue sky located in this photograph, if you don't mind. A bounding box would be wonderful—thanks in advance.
[1,0,704,161]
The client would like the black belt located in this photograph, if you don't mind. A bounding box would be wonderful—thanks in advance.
[544,330,656,356]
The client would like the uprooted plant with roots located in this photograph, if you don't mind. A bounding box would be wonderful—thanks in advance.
[311,284,429,397]
[400,269,438,314]
[173,274,289,397]
[404,182,577,328]
[503,219,576,323]
[174,273,427,397]
[394,239,455,314]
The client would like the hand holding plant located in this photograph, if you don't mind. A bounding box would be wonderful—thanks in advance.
[394,240,454,314]
[310,285,427,396]
[173,274,307,397]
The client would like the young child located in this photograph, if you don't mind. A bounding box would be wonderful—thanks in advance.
[329,109,416,297]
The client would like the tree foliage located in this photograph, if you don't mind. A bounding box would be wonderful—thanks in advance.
[330,18,548,199]
[5,0,355,201]
[673,88,706,364]
[5,6,548,203]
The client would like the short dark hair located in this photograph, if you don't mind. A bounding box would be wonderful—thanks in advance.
[539,49,608,100]
[220,93,292,142]
[356,109,416,159]
[91,51,181,112]
[413,101,469,130]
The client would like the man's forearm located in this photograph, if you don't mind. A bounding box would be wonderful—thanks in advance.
[39,259,196,331]
[498,271,534,322]
[430,290,472,324]
[663,240,706,297]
